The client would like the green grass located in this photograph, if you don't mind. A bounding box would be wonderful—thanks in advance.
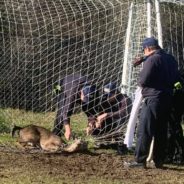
[0,108,92,145]
[0,107,183,143]
[0,107,183,145]
[0,108,184,184]
[0,108,56,129]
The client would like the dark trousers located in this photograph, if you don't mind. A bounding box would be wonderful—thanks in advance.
[135,96,172,164]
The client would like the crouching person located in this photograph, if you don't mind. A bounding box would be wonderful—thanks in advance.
[87,82,132,152]
[52,73,99,140]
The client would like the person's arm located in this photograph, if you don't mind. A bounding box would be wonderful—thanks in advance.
[138,57,155,87]
[95,113,107,128]
[87,116,96,127]
[95,96,132,128]
[105,96,132,120]
[133,56,148,67]
[62,94,75,124]
[61,80,79,140]
[86,116,97,135]
[64,124,71,140]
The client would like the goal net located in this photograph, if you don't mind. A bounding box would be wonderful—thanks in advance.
[0,0,183,149]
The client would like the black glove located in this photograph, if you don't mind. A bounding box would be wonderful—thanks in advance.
[133,56,144,67]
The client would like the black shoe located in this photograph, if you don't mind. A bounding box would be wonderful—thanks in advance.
[155,162,163,169]
[124,161,146,168]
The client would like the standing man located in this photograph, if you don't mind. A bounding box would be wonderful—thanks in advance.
[124,37,181,168]
[52,73,99,140]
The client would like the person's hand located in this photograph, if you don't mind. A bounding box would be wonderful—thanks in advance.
[86,126,93,136]
[86,116,96,136]
[86,122,95,136]
[133,56,144,67]
[95,113,107,128]
[64,124,71,140]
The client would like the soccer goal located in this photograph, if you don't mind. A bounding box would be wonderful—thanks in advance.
[0,0,183,149]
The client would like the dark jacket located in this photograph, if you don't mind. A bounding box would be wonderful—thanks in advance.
[56,73,98,126]
[99,92,132,123]
[139,49,180,98]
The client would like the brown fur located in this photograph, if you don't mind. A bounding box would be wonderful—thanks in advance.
[12,124,64,152]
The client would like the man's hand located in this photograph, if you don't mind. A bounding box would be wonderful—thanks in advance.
[86,126,93,136]
[95,113,107,128]
[133,56,144,67]
[86,122,95,136]
[64,124,71,140]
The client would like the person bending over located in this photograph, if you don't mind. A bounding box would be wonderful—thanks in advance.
[52,73,99,140]
[94,82,132,134]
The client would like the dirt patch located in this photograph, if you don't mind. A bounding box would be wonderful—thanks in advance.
[0,149,184,184]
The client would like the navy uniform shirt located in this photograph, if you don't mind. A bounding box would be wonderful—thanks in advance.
[99,92,132,122]
[138,49,180,98]
[57,73,99,125]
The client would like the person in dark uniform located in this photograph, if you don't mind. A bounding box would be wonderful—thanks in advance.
[92,82,132,135]
[86,82,132,152]
[166,78,184,163]
[52,73,99,140]
[130,53,184,164]
[124,37,181,168]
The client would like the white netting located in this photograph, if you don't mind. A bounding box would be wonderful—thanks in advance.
[121,0,184,147]
[0,0,184,150]
[160,1,184,72]
[124,0,184,98]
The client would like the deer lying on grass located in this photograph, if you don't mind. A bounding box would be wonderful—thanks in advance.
[12,124,65,152]
[12,124,88,153]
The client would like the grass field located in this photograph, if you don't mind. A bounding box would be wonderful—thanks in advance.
[0,108,89,144]
[0,108,184,184]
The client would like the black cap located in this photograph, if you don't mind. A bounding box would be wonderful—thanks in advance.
[103,82,117,97]
[81,85,96,103]
[142,36,160,49]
